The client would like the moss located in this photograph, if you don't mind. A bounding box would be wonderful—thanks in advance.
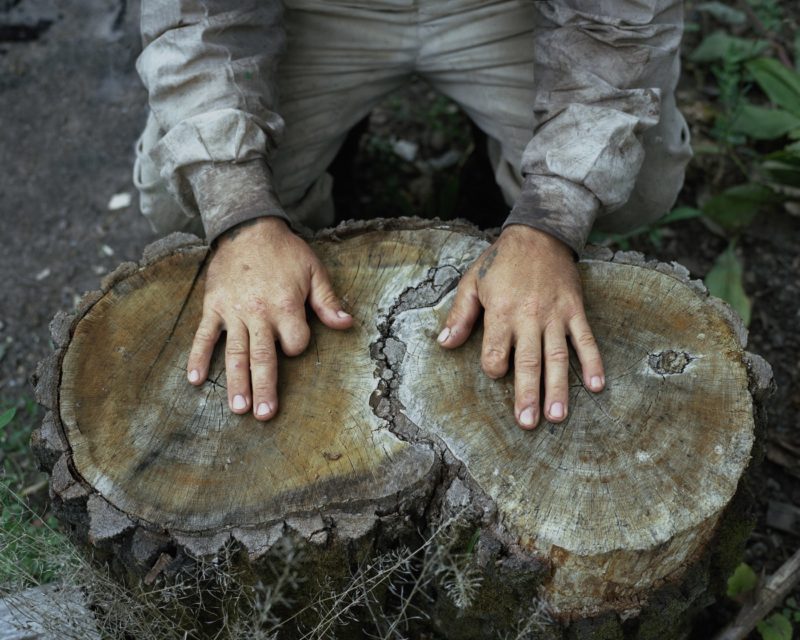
[707,432,760,599]
[567,614,624,640]
[634,585,693,640]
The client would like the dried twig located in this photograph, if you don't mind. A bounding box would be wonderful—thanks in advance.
[715,547,800,640]
[736,0,794,69]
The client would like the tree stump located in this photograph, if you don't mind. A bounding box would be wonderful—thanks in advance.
[32,218,771,639]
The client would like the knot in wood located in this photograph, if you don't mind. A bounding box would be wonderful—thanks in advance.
[648,349,694,375]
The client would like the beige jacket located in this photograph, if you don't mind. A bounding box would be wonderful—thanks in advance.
[137,0,685,253]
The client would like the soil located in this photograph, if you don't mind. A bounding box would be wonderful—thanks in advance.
[1,0,798,637]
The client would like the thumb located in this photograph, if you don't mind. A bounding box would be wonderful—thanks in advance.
[308,262,353,330]
[438,273,481,349]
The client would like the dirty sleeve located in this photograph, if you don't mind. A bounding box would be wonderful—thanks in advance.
[136,0,289,243]
[504,0,684,254]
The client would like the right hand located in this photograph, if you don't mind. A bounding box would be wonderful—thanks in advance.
[186,217,353,421]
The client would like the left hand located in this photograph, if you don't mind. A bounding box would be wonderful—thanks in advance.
[437,225,605,429]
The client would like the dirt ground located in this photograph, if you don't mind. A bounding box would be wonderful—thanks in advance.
[1,0,799,636]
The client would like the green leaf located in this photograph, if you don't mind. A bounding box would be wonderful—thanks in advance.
[696,2,747,25]
[757,613,793,640]
[726,562,759,598]
[690,32,769,63]
[747,58,800,117]
[705,245,752,326]
[730,103,800,140]
[763,159,800,188]
[0,408,16,431]
[661,207,704,224]
[702,183,778,233]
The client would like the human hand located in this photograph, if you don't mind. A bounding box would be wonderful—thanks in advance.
[186,217,353,420]
[437,225,604,429]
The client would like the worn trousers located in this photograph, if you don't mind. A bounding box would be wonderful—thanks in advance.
[134,0,692,242]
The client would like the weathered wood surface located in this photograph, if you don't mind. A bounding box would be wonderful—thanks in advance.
[33,218,770,638]
[0,585,100,640]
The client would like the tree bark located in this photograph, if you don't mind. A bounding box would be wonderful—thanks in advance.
[32,218,770,639]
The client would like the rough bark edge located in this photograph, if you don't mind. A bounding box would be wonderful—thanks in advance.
[312,215,494,244]
[31,220,770,638]
[602,249,747,348]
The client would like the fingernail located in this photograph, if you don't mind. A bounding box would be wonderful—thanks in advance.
[256,402,271,417]
[590,376,603,391]
[519,406,536,427]
[188,369,199,383]
[437,327,450,343]
[337,310,351,319]
[232,395,247,411]
[550,402,564,419]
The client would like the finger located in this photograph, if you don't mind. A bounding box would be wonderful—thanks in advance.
[513,330,542,430]
[224,319,251,414]
[438,273,481,349]
[187,311,222,385]
[275,312,311,357]
[308,262,353,330]
[568,312,605,392]
[249,322,278,421]
[480,310,513,379]
[543,323,570,423]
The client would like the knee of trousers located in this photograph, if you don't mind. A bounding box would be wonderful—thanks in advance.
[133,114,203,237]
[594,101,693,235]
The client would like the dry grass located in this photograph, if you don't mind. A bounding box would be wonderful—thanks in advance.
[0,487,554,639]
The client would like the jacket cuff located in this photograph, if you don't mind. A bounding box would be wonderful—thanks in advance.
[503,175,600,256]
[183,159,290,244]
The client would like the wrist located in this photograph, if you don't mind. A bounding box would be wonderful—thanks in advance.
[216,216,290,246]
[501,224,573,258]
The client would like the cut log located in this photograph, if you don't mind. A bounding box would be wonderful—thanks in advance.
[0,585,100,640]
[33,218,770,639]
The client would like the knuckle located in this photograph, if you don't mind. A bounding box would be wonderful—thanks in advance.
[515,353,542,372]
[283,339,309,357]
[225,339,248,356]
[193,327,217,345]
[481,349,508,377]
[574,331,598,349]
[249,346,276,364]
[246,297,270,316]
[252,382,275,396]
[490,300,515,317]
[482,346,507,362]
[275,296,302,315]
[545,347,570,363]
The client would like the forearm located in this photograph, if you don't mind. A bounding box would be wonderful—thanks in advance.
[508,0,685,254]
[137,0,288,240]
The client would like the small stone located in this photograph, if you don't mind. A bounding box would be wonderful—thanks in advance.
[100,244,115,257]
[392,139,419,163]
[107,192,132,210]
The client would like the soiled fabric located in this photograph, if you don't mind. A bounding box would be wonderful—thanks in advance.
[135,0,692,253]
